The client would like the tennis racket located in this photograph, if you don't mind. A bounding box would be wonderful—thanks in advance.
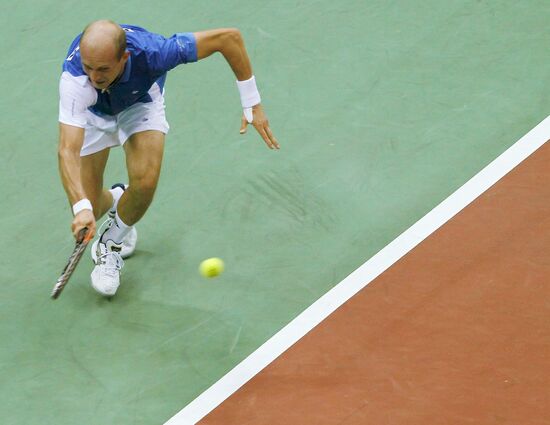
[51,228,92,299]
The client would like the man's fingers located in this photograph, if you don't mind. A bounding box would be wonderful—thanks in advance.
[71,211,96,240]
[83,228,94,242]
[86,225,96,241]
[240,107,279,150]
[255,122,279,150]
[73,225,93,241]
[256,125,275,149]
[73,226,83,240]
[265,126,280,149]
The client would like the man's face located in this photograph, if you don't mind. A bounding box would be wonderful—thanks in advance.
[80,48,129,90]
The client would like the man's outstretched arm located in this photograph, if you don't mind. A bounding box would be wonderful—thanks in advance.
[58,123,96,239]
[193,28,280,150]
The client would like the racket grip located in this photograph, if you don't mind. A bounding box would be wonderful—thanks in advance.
[77,227,89,243]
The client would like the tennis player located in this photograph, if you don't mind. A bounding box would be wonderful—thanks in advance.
[58,20,279,296]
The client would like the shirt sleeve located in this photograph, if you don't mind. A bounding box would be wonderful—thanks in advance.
[149,32,198,74]
[58,72,97,127]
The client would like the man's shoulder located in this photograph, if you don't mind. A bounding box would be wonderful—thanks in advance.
[124,27,198,70]
[120,24,150,34]
[62,31,87,77]
[122,24,165,52]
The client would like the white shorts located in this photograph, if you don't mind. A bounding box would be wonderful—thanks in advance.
[80,83,169,157]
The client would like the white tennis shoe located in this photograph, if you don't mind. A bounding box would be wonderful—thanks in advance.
[91,219,137,261]
[95,182,137,259]
[91,239,124,296]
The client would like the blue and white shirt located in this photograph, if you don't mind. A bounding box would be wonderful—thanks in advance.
[59,24,197,127]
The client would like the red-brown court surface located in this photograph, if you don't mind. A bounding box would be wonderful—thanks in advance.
[200,142,550,425]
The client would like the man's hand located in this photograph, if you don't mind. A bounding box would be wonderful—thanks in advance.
[193,29,280,150]
[240,104,280,150]
[71,209,96,241]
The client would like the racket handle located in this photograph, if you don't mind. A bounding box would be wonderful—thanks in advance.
[77,227,89,243]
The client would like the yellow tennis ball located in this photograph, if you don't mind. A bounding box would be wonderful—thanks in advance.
[199,257,225,278]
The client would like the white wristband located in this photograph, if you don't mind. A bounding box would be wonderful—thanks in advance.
[237,76,261,123]
[72,198,93,216]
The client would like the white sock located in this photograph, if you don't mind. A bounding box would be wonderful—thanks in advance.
[101,211,131,245]
[108,186,125,215]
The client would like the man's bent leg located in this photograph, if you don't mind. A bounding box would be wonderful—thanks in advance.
[82,147,128,296]
[118,130,165,226]
[80,148,113,220]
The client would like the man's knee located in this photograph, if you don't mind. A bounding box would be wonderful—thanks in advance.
[129,174,159,201]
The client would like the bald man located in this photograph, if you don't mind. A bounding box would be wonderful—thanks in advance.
[59,21,279,296]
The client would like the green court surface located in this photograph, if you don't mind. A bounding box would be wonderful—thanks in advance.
[1,1,549,424]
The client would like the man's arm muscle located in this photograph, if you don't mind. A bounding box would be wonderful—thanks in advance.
[193,28,280,149]
[58,123,86,206]
[194,28,252,80]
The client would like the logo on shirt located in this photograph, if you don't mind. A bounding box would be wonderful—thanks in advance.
[132,90,139,94]
[67,46,80,61]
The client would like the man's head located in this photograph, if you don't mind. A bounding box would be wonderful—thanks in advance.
[80,20,129,90]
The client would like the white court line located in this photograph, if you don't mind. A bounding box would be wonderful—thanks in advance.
[165,116,550,425]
